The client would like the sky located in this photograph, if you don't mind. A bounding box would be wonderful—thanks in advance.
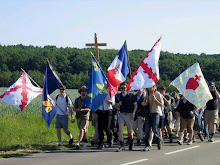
[1,0,220,54]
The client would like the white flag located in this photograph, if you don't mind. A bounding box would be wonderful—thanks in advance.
[0,72,42,111]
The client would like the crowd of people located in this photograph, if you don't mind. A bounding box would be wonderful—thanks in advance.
[53,81,220,152]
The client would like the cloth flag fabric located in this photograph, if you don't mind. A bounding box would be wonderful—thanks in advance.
[107,41,129,97]
[0,72,42,111]
[42,61,62,128]
[127,37,161,91]
[85,57,108,111]
[170,62,213,109]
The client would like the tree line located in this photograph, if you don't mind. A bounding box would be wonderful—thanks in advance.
[0,44,219,92]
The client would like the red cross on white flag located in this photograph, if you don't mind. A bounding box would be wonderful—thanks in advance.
[0,72,42,111]
[127,37,161,91]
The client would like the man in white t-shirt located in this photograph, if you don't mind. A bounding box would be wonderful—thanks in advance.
[53,85,74,146]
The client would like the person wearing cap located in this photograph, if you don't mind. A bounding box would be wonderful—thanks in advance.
[204,82,220,142]
[74,85,91,149]
[53,85,73,146]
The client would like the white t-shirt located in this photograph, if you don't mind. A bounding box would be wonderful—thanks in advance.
[52,94,72,115]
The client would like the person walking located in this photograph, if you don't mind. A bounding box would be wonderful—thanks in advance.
[133,89,146,146]
[74,85,91,149]
[53,85,74,146]
[176,96,197,145]
[114,82,137,151]
[143,85,164,151]
[97,92,114,149]
[204,82,220,142]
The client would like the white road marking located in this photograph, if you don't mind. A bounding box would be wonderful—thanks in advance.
[121,159,149,165]
[212,140,220,143]
[164,145,200,155]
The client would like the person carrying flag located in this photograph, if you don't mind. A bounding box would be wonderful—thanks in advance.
[52,85,74,146]
[143,85,163,151]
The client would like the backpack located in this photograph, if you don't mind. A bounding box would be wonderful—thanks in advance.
[56,94,69,106]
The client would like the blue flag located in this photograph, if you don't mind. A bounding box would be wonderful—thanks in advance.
[85,57,108,111]
[42,61,61,128]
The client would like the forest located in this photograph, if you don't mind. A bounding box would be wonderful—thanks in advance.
[0,44,219,92]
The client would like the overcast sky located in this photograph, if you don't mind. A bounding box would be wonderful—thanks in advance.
[1,0,220,54]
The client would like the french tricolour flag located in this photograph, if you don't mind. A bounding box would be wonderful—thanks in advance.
[127,37,161,91]
[107,41,129,97]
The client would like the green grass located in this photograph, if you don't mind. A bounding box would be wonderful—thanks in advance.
[0,88,95,157]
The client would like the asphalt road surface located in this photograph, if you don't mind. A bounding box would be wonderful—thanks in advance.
[1,132,220,165]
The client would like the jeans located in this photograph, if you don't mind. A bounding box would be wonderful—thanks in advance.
[144,113,161,146]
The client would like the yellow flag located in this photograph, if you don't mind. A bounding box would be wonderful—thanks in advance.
[170,62,212,109]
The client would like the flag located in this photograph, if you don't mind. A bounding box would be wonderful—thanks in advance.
[170,62,213,109]
[0,72,42,111]
[42,61,62,128]
[127,37,161,91]
[85,57,108,111]
[107,41,129,96]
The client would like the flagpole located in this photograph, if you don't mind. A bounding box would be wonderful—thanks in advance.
[45,59,74,119]
[90,51,120,102]
[21,68,42,89]
[125,40,132,79]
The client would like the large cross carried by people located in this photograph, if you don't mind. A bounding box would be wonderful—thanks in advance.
[85,33,107,63]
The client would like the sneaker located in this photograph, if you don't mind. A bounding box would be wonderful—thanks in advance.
[187,141,193,145]
[69,138,73,145]
[58,141,63,146]
[105,142,112,148]
[116,146,125,152]
[157,141,161,150]
[143,146,151,151]
[76,142,80,149]
[177,140,183,145]
[209,136,214,142]
[83,142,89,147]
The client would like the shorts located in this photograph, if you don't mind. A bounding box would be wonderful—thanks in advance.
[205,110,218,124]
[180,117,195,133]
[118,113,134,128]
[55,114,68,129]
[77,118,89,130]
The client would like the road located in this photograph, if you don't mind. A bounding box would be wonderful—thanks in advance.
[1,132,220,165]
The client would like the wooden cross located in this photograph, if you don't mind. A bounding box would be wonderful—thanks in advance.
[85,33,107,63]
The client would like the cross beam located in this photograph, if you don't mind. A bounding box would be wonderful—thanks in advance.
[85,33,107,63]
